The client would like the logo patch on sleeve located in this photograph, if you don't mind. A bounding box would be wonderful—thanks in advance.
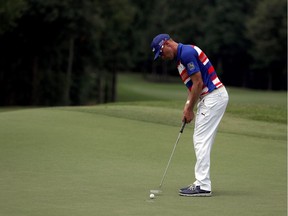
[187,62,195,70]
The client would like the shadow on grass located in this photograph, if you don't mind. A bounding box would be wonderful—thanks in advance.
[212,189,251,197]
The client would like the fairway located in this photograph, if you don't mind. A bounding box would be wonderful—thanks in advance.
[0,74,286,216]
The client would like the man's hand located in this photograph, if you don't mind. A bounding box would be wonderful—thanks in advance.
[183,105,194,123]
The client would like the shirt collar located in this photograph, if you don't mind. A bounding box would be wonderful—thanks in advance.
[176,43,183,62]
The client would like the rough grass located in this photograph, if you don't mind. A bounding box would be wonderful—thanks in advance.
[117,73,287,124]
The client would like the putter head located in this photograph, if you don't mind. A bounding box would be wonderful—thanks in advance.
[150,189,162,195]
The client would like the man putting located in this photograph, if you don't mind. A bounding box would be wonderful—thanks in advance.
[151,34,229,197]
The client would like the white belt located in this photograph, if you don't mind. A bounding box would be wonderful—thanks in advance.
[199,86,225,100]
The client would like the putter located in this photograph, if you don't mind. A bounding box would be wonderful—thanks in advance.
[150,121,186,195]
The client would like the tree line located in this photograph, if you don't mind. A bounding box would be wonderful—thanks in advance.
[0,0,286,106]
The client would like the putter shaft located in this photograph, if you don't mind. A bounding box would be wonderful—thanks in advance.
[159,121,186,188]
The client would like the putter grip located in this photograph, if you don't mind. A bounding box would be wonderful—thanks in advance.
[180,121,186,133]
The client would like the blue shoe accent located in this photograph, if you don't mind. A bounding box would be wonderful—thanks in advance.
[179,185,212,197]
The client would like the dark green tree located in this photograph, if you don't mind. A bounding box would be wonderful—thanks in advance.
[0,0,137,105]
[0,0,27,34]
[96,0,136,102]
[198,0,258,87]
[246,0,287,89]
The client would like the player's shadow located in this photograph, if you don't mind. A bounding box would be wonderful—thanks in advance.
[212,189,250,197]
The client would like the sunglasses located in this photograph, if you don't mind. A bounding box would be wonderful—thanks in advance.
[159,41,167,57]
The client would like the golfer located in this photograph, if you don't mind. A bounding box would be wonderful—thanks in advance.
[151,33,229,197]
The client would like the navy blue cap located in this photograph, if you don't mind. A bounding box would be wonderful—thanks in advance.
[151,34,170,60]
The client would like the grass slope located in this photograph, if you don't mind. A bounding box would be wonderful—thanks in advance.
[0,73,286,216]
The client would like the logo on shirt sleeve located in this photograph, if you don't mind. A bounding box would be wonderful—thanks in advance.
[187,62,195,71]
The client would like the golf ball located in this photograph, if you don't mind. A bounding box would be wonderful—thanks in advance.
[149,193,155,199]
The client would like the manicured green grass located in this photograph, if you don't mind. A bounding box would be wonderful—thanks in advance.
[0,73,286,216]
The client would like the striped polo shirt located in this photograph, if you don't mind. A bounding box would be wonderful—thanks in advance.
[176,43,223,97]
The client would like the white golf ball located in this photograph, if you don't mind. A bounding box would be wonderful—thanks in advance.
[149,193,155,199]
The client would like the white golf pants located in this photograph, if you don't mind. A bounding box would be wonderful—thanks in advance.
[193,86,229,191]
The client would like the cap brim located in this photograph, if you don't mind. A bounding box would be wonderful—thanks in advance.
[153,50,160,60]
